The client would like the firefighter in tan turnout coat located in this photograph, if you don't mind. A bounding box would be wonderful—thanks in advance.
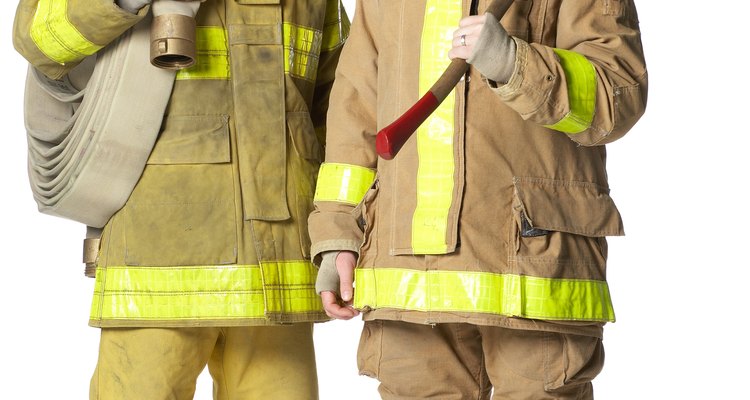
[13,0,348,398]
[310,0,647,398]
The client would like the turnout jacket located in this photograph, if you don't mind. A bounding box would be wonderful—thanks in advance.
[309,0,647,337]
[14,0,349,327]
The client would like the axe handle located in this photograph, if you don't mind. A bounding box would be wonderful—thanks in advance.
[375,0,514,160]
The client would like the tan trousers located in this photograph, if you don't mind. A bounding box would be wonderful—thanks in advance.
[90,324,318,400]
[357,321,604,400]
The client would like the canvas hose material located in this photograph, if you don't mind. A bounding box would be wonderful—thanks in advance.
[24,14,175,228]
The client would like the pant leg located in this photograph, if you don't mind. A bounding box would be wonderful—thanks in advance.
[90,327,220,400]
[208,323,318,400]
[478,326,605,400]
[357,320,491,400]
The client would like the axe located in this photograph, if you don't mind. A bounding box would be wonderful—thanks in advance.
[375,0,514,160]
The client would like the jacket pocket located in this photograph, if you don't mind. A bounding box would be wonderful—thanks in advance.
[147,115,230,165]
[509,177,623,281]
[355,178,379,256]
[123,115,237,267]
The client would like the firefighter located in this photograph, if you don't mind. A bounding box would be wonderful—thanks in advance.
[13,0,348,398]
[310,0,647,398]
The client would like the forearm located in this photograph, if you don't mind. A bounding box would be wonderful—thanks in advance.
[490,0,647,145]
[13,0,146,79]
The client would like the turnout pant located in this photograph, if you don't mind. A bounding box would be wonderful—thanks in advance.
[357,320,604,400]
[90,324,318,400]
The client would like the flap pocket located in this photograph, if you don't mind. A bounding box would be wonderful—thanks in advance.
[512,177,624,237]
[124,200,238,266]
[148,115,230,165]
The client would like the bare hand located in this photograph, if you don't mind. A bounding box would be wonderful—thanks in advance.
[320,251,360,320]
[448,15,486,60]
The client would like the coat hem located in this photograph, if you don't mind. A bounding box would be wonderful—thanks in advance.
[89,313,330,328]
[360,309,604,338]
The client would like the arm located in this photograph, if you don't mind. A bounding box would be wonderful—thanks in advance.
[316,251,359,319]
[465,0,647,145]
[308,0,379,318]
[13,0,148,79]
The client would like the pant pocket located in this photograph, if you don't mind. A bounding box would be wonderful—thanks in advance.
[357,321,383,378]
[545,333,605,391]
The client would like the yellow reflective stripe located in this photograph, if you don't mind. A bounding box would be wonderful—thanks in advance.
[31,0,102,64]
[321,0,350,51]
[314,162,376,205]
[283,22,322,81]
[412,1,461,254]
[355,268,615,322]
[176,27,230,80]
[261,261,324,314]
[91,265,264,320]
[175,19,339,82]
[544,49,597,134]
[91,262,320,321]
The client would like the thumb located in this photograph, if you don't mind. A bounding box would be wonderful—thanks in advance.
[336,251,356,302]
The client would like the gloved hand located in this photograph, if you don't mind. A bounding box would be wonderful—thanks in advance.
[316,250,359,320]
[315,251,341,295]
[116,0,151,14]
[151,0,201,17]
[466,12,517,84]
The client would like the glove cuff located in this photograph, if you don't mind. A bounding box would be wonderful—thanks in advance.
[467,12,517,84]
[315,251,341,295]
[116,0,152,14]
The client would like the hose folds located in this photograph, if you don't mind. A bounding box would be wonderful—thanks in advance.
[24,15,175,228]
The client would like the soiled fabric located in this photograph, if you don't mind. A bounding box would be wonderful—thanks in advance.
[14,0,350,327]
[91,325,318,400]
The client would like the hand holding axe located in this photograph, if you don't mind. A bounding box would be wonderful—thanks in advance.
[375,0,514,160]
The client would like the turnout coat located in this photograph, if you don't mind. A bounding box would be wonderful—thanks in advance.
[14,0,349,327]
[309,0,647,337]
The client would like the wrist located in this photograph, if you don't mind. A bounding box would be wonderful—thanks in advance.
[467,13,516,84]
[315,251,341,295]
[116,0,151,14]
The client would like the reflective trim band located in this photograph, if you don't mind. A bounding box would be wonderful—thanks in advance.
[31,0,102,64]
[355,268,615,322]
[90,262,320,321]
[544,49,597,134]
[314,162,376,205]
[283,23,322,81]
[176,17,343,82]
[412,1,461,254]
[261,261,324,314]
[176,27,230,80]
[321,0,350,51]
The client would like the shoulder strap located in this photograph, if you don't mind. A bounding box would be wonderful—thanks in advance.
[24,15,175,228]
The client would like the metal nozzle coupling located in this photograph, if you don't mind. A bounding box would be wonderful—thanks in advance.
[150,13,197,70]
[83,237,100,278]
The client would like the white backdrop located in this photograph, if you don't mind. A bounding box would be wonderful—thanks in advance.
[1,1,748,399]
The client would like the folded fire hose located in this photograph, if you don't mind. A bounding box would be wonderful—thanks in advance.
[24,15,176,229]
